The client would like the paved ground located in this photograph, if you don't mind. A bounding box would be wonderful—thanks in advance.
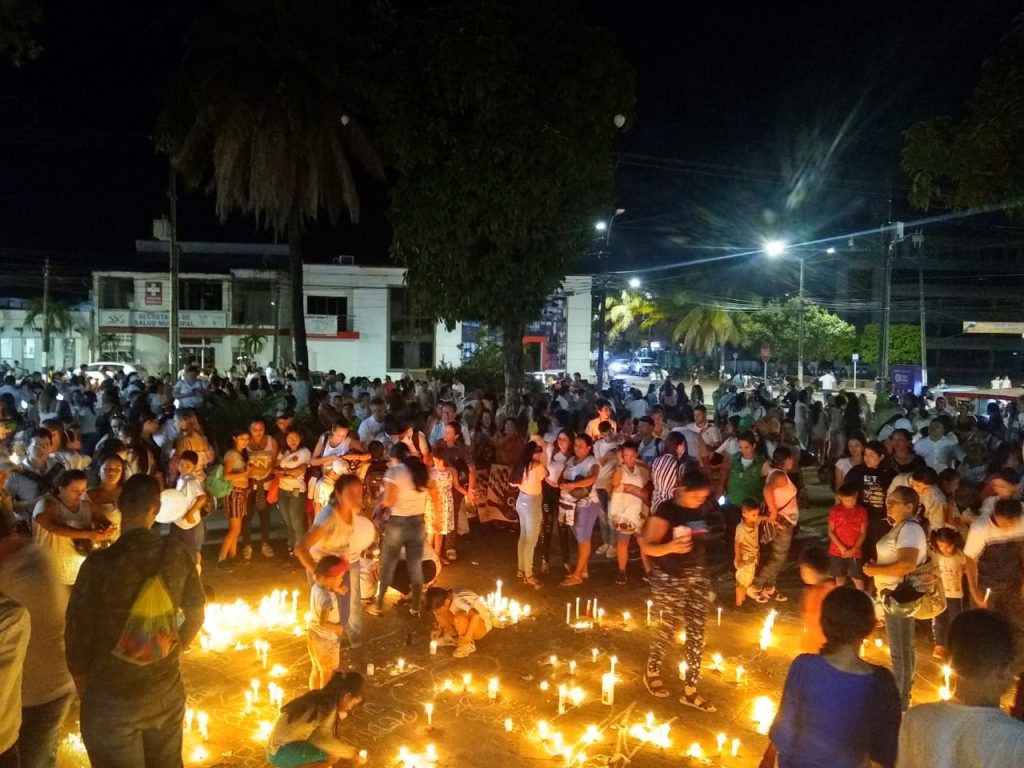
[55,469,948,768]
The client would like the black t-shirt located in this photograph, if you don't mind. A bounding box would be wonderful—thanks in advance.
[649,500,708,574]
[888,454,926,475]
[845,463,896,521]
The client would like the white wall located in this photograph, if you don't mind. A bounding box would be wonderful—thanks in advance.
[563,275,593,377]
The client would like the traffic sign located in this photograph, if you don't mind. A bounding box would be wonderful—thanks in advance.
[852,353,860,362]
[760,342,772,363]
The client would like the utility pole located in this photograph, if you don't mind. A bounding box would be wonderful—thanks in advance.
[797,256,805,389]
[41,255,50,374]
[919,268,927,386]
[594,208,624,391]
[168,170,180,375]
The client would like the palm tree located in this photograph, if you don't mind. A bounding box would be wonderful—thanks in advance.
[156,0,384,380]
[663,291,742,370]
[605,290,664,346]
[238,330,268,361]
[22,297,74,369]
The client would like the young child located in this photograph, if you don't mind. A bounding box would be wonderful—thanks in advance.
[361,441,388,517]
[827,482,868,590]
[799,546,836,653]
[734,499,762,606]
[170,450,208,574]
[427,453,465,565]
[930,526,965,659]
[425,586,492,659]
[310,459,344,517]
[308,555,350,690]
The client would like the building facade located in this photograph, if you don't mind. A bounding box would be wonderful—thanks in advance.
[93,242,593,378]
[0,299,91,371]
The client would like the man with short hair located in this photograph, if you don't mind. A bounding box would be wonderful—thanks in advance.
[4,431,59,527]
[66,475,205,768]
[357,398,388,445]
[897,610,1024,767]
[172,365,207,410]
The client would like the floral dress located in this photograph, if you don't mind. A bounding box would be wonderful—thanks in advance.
[426,467,455,536]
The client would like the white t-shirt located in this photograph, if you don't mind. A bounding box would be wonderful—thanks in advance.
[173,474,206,530]
[384,463,428,517]
[934,552,965,598]
[278,448,312,493]
[874,518,927,592]
[593,440,619,490]
[0,595,29,754]
[172,377,206,409]
[818,372,837,390]
[897,702,1024,768]
[913,434,964,471]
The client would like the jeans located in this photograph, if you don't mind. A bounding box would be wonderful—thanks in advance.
[376,515,425,613]
[885,612,916,710]
[753,519,794,591]
[515,492,542,578]
[19,692,73,768]
[596,489,614,548]
[345,559,362,644]
[932,597,963,649]
[81,679,185,768]
[278,490,307,552]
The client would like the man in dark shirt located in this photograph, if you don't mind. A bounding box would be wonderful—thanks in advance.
[66,474,205,768]
[639,473,716,713]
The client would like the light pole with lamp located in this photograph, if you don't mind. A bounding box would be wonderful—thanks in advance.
[594,208,625,390]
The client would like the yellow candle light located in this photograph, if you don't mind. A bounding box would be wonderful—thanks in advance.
[939,685,952,701]
[609,655,618,676]
[250,679,260,703]
[601,672,615,705]
[358,749,368,764]
[190,746,208,763]
[537,720,550,739]
[425,743,438,762]
[717,733,727,755]
[711,652,724,671]
[732,738,740,757]
[366,663,375,677]
[717,606,722,626]
[442,678,453,692]
[566,603,571,625]
[752,696,777,735]
[184,708,194,732]
[505,718,513,733]
[736,665,745,684]
[424,702,434,727]
[575,597,580,621]
[646,599,653,626]
[397,657,406,673]
[677,630,687,644]
[540,681,550,692]
[678,661,688,681]
[558,684,568,715]
[568,686,585,707]
[597,608,605,625]
[244,690,253,714]
[488,677,500,701]
[550,654,558,666]
[462,673,472,693]
[569,660,577,677]
[197,711,210,741]
[686,743,704,758]
[942,664,952,690]
[430,640,438,656]
[591,648,599,663]
[622,611,631,623]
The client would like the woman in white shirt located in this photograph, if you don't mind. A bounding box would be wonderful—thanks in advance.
[266,672,364,767]
[558,435,600,587]
[276,429,312,556]
[510,438,548,589]
[540,430,574,576]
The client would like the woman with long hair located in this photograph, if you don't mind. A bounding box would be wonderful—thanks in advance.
[123,411,164,486]
[539,429,574,577]
[834,431,867,490]
[365,443,441,618]
[751,446,800,602]
[266,672,364,768]
[85,453,124,547]
[510,438,547,589]
[217,428,250,568]
[558,434,601,587]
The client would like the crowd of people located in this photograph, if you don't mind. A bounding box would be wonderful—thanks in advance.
[0,361,1021,766]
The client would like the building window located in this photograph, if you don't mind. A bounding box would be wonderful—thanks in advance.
[180,280,223,311]
[232,280,274,326]
[99,277,134,309]
[180,338,217,370]
[22,338,36,360]
[388,288,434,370]
[0,339,11,360]
[306,295,347,317]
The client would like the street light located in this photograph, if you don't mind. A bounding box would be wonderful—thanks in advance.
[826,247,836,254]
[763,239,787,258]
[764,239,805,388]
[629,277,641,289]
[595,209,626,390]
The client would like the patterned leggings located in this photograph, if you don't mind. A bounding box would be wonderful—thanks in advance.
[540,483,571,566]
[646,567,710,689]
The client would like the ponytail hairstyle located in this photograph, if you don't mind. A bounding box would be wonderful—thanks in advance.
[391,442,429,490]
[280,672,364,733]
[511,440,543,485]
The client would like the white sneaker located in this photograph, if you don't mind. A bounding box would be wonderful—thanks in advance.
[595,544,609,556]
[261,543,274,558]
[446,549,457,562]
[242,545,253,560]
[605,546,617,559]
[453,641,476,659]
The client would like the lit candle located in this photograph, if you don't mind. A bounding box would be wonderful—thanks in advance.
[569,686,584,707]
[496,579,503,606]
[942,664,952,690]
[686,743,704,759]
[678,661,688,681]
[425,744,438,762]
[184,708,194,732]
[591,648,599,663]
[717,733,726,755]
[505,718,513,733]
[717,606,722,627]
[592,598,598,620]
[442,678,453,692]
[540,680,550,691]
[984,588,991,605]
[424,702,434,727]
[569,660,577,677]
[711,652,724,672]
[939,685,952,701]
[244,691,253,714]
[736,665,745,684]
[601,672,615,705]
[586,599,592,618]
[250,679,260,703]
[558,684,568,714]
[609,655,617,676]
[537,720,550,739]
[646,599,653,626]
[397,657,406,673]
[488,677,500,701]
[731,738,740,757]
[677,630,687,644]
[462,673,472,693]
[597,608,605,626]
[366,663,375,677]
[197,711,209,741]
[566,603,571,625]
[622,611,631,623]
[291,588,299,616]
[550,654,558,666]
[575,597,580,621]
[358,749,368,764]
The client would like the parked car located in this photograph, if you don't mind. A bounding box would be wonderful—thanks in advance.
[630,356,657,375]
[83,361,144,383]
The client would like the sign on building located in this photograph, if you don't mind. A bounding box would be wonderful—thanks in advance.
[144,281,163,305]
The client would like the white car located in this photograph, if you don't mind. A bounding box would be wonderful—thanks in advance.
[630,357,657,375]
[82,361,144,383]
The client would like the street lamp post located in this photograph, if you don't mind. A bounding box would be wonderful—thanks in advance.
[797,255,804,389]
[594,209,625,390]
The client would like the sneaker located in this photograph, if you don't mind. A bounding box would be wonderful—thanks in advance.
[746,586,769,603]
[605,546,617,560]
[595,544,608,557]
[261,543,274,558]
[453,641,476,659]
[242,545,253,561]
[435,636,457,647]
[216,559,235,573]
[446,549,458,562]
[615,571,628,586]
[409,609,421,619]
[364,604,383,617]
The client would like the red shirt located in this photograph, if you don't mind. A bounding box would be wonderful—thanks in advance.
[828,504,868,557]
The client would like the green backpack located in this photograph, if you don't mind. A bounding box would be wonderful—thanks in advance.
[204,463,233,500]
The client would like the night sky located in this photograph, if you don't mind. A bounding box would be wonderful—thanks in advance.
[0,0,1020,300]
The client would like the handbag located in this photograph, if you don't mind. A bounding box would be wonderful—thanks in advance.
[879,518,946,620]
[266,475,281,505]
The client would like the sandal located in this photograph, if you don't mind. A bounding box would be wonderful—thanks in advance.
[516,570,525,580]
[643,672,670,698]
[764,588,788,603]
[680,690,716,713]
[524,576,544,590]
[560,575,583,587]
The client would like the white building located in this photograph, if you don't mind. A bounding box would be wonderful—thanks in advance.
[93,241,593,378]
[0,298,92,371]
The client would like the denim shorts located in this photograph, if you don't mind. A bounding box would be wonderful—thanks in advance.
[829,554,865,580]
[572,502,600,542]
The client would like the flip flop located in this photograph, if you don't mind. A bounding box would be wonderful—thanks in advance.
[680,691,716,713]
[643,673,670,698]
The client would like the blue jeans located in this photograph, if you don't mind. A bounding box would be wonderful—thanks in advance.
[515,492,542,578]
[885,612,916,709]
[932,597,963,649]
[376,515,425,613]
[81,679,185,768]
[278,490,307,552]
[345,559,362,645]
[596,489,614,548]
[20,692,73,768]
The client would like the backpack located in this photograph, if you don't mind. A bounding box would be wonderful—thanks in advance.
[204,463,233,500]
[111,542,180,666]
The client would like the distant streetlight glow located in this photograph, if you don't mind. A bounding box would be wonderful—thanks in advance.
[763,239,787,258]
[629,277,641,289]
[826,247,837,254]
[595,221,608,232]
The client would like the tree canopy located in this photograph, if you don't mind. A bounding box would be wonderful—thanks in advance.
[0,0,42,66]
[377,0,635,404]
[902,13,1024,216]
[738,298,855,364]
